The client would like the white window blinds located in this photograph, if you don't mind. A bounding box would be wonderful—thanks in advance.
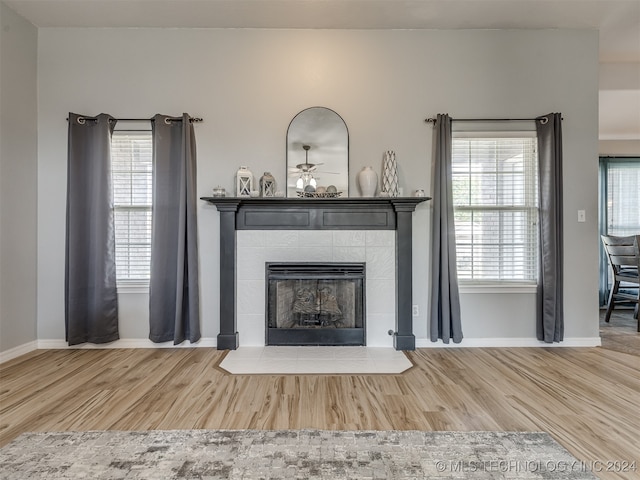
[452,134,539,282]
[111,130,153,281]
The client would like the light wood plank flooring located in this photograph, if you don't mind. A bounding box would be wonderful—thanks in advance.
[600,309,640,356]
[1,346,639,479]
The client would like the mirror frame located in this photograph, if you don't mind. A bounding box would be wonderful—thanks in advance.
[286,107,349,197]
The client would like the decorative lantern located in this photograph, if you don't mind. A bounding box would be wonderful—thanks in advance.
[236,166,254,197]
[260,172,277,197]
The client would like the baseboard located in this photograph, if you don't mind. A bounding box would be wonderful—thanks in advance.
[415,337,602,348]
[1,336,604,363]
[0,341,38,364]
[37,337,218,349]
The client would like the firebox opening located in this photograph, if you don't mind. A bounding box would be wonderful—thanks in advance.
[266,262,365,346]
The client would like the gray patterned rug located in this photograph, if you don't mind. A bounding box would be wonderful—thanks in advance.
[0,429,597,479]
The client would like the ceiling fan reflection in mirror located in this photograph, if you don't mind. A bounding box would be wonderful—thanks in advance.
[299,144,318,170]
[289,144,340,194]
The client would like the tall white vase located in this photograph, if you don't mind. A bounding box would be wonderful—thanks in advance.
[357,166,378,197]
[381,151,399,197]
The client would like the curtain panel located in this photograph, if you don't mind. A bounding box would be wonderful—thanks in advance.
[429,114,463,343]
[536,113,564,343]
[65,113,119,345]
[149,114,201,344]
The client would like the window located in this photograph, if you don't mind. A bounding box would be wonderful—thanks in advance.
[111,129,153,282]
[452,133,539,282]
[600,158,640,236]
[598,157,640,304]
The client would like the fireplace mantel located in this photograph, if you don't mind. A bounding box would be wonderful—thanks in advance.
[201,197,430,350]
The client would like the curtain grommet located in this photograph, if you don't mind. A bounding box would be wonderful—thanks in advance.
[539,117,549,125]
[77,117,86,125]
[164,117,172,125]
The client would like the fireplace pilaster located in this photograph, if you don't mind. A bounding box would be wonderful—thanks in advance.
[217,201,240,350]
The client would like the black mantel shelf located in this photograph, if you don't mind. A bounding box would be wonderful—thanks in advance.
[201,197,429,207]
[200,196,430,351]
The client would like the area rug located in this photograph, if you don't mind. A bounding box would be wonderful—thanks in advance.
[0,429,597,479]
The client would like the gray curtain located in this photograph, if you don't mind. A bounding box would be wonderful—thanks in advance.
[536,113,564,342]
[598,158,609,306]
[149,114,201,344]
[430,114,463,343]
[65,113,119,345]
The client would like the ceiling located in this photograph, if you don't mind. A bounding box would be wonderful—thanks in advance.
[5,0,640,140]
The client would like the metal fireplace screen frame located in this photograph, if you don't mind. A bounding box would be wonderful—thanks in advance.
[266,262,366,346]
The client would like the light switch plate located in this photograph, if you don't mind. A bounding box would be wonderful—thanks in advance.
[578,210,586,222]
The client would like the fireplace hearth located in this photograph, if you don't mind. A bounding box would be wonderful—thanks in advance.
[266,263,365,346]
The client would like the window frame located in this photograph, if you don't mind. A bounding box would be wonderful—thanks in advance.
[451,130,539,288]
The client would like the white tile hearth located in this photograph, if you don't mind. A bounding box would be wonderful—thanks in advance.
[219,347,413,374]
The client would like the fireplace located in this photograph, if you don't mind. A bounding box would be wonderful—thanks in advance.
[266,262,365,346]
[200,197,429,350]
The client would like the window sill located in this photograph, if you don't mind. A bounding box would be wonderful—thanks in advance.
[116,281,150,294]
[459,283,537,294]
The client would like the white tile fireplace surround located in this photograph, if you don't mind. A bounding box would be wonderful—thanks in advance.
[237,230,396,347]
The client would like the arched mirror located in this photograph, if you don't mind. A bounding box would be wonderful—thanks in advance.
[286,107,349,197]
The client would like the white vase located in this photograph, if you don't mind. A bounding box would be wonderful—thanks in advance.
[357,166,378,197]
[381,151,399,197]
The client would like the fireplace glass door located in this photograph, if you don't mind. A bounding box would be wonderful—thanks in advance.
[266,263,365,346]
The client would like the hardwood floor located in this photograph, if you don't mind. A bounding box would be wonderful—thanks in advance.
[600,309,640,356]
[1,345,639,479]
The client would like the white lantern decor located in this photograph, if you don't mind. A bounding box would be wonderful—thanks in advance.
[236,166,254,197]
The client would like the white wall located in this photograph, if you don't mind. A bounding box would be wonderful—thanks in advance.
[36,28,600,345]
[599,140,640,156]
[0,2,38,354]
[599,62,640,143]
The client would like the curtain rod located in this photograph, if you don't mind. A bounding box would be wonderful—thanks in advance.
[116,117,203,123]
[425,117,562,124]
[67,116,203,124]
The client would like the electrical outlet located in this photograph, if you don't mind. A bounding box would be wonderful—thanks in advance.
[412,305,419,316]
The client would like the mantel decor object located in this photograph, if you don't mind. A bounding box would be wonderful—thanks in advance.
[381,150,399,197]
[357,166,378,197]
[286,107,349,197]
[297,191,343,198]
[212,186,226,197]
[260,172,277,197]
[236,166,254,197]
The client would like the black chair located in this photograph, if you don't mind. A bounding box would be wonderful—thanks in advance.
[601,234,640,332]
